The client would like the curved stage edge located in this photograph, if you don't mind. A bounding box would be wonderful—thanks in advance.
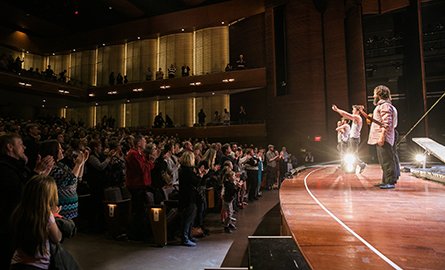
[279,164,445,270]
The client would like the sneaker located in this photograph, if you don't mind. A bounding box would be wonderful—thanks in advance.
[189,237,198,243]
[380,184,395,189]
[230,217,237,221]
[228,224,237,230]
[182,240,196,247]
[359,163,366,174]
[224,227,232,233]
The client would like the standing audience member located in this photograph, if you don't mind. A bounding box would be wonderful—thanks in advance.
[236,54,246,69]
[181,65,190,77]
[279,146,290,184]
[125,135,155,239]
[109,72,115,85]
[153,113,165,128]
[116,73,124,84]
[212,111,221,125]
[85,140,113,231]
[145,67,153,81]
[239,106,247,124]
[198,109,206,126]
[222,171,238,233]
[222,108,230,126]
[265,144,280,190]
[241,148,259,201]
[39,140,88,219]
[367,85,398,189]
[168,64,176,79]
[179,151,204,247]
[165,114,174,128]
[9,175,67,270]
[0,134,54,269]
[156,68,164,80]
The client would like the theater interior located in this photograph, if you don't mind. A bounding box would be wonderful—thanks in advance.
[1,0,445,269]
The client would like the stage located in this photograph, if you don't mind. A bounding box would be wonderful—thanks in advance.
[279,164,445,270]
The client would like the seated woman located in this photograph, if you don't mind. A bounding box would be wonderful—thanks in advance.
[10,175,62,270]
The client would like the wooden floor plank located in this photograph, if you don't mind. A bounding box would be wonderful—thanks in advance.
[280,165,445,270]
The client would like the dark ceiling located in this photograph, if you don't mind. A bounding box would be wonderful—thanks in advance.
[2,0,229,37]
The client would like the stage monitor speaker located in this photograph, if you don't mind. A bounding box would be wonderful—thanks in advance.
[248,236,310,270]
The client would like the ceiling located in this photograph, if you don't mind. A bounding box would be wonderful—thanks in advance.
[1,0,229,37]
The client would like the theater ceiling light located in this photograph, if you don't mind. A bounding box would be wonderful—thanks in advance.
[58,89,70,94]
[132,88,143,92]
[107,91,118,95]
[160,85,171,89]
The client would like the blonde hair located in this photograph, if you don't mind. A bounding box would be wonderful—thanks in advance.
[11,175,58,256]
[180,151,195,167]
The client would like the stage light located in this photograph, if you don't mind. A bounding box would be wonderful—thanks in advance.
[343,153,357,173]
[415,154,426,163]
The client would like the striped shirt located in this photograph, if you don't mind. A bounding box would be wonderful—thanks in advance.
[367,100,398,146]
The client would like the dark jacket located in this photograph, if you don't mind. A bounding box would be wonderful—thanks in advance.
[178,166,201,208]
[0,155,34,269]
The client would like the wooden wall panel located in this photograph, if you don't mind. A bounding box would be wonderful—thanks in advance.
[345,5,367,109]
[195,95,229,125]
[265,0,325,154]
[48,54,70,78]
[229,14,266,69]
[23,53,44,72]
[126,39,157,83]
[159,33,193,76]
[362,0,380,14]
[381,0,410,13]
[194,26,229,75]
[97,45,125,86]
[324,1,350,143]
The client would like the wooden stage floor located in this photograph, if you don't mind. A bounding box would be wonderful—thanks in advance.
[279,164,445,270]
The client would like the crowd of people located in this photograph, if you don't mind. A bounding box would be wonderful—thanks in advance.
[0,115,297,269]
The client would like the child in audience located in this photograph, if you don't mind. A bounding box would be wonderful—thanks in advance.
[222,171,238,233]
[10,175,62,270]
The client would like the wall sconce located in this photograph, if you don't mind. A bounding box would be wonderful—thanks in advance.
[108,204,117,217]
[152,207,162,222]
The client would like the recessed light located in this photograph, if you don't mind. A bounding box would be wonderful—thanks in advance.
[108,6,113,10]
[72,49,76,52]
[102,43,106,46]
[137,36,141,40]
[221,22,225,25]
[52,53,55,55]
[181,28,185,32]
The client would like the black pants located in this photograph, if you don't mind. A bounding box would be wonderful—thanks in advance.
[181,203,197,242]
[376,142,396,185]
[247,170,258,200]
[266,166,277,188]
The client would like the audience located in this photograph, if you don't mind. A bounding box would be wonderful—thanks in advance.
[0,115,297,259]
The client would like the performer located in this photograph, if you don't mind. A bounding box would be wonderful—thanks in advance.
[336,118,350,170]
[367,85,398,189]
[332,104,366,173]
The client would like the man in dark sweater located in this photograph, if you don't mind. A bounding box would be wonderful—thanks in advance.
[0,134,54,269]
